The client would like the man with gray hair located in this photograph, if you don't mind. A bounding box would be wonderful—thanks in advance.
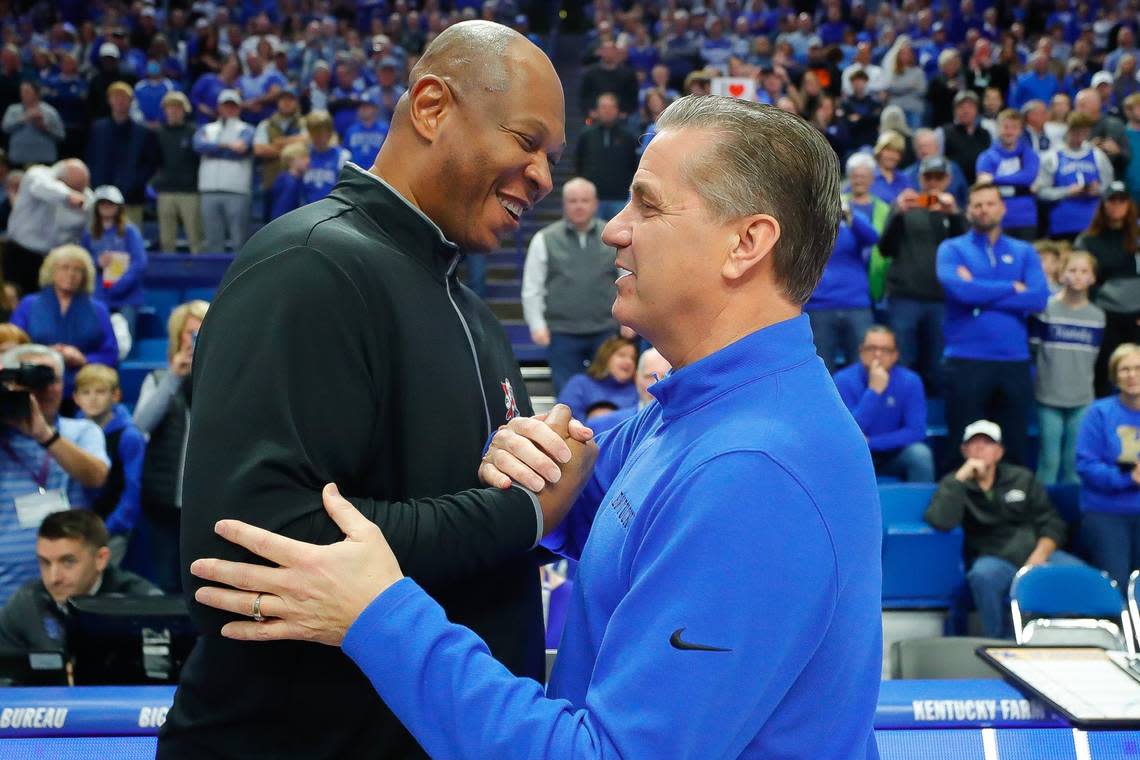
[191,96,884,758]
[3,159,91,294]
[522,176,619,394]
[1021,99,1052,154]
[0,344,109,604]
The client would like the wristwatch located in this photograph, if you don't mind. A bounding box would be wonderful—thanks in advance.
[38,428,61,449]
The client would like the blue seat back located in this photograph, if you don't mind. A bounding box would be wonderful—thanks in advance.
[879,484,938,526]
[1011,565,1123,618]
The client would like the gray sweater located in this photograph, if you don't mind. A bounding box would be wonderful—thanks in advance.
[1,102,64,165]
[1030,296,1106,408]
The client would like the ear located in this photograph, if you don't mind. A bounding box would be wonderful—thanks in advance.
[721,214,780,281]
[94,546,111,573]
[113,388,122,403]
[406,75,454,144]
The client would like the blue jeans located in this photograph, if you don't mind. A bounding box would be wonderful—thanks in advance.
[944,358,1033,470]
[1036,404,1087,485]
[548,330,613,396]
[874,442,935,482]
[596,199,627,222]
[888,297,944,394]
[968,550,1086,638]
[1081,512,1140,592]
[807,308,873,374]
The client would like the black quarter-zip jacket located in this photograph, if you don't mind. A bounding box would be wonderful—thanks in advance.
[159,164,544,758]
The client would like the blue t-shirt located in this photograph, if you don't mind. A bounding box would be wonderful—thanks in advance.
[1048,147,1104,236]
[341,315,883,759]
[134,78,178,124]
[342,119,389,169]
[976,140,1040,230]
[302,146,350,204]
[239,69,287,124]
[1076,396,1140,515]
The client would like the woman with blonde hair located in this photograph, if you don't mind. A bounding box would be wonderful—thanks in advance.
[134,299,209,592]
[1076,343,1140,591]
[10,244,118,396]
[870,130,915,204]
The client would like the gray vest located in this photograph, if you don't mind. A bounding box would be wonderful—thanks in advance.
[542,219,618,335]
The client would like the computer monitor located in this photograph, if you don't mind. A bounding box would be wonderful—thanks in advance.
[68,595,198,686]
[0,647,68,686]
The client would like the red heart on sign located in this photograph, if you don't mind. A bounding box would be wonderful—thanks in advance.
[728,83,745,97]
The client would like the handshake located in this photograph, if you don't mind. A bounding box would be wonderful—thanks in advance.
[478,404,599,537]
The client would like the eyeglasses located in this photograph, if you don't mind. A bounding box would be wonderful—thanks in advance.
[860,345,897,355]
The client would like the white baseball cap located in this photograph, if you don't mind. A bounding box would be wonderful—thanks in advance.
[963,420,1002,444]
[98,42,120,59]
[1091,70,1114,89]
[93,185,125,206]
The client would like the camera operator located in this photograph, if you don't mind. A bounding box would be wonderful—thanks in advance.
[878,156,967,394]
[0,344,109,605]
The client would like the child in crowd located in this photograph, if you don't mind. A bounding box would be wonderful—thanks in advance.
[81,185,148,343]
[302,110,350,204]
[270,142,310,220]
[73,364,146,565]
[1030,251,1106,485]
[1033,239,1065,293]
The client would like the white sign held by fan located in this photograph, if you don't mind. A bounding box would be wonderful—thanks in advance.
[711,77,756,101]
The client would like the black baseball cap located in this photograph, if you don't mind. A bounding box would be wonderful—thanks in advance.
[1104,180,1130,199]
[920,156,949,176]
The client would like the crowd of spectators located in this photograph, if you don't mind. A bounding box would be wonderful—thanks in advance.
[0,0,537,268]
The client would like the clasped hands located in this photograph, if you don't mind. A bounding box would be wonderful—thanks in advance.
[191,404,598,646]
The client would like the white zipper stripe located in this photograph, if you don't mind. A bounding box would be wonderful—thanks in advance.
[445,255,492,437]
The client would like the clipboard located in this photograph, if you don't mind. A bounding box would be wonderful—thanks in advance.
[978,645,1140,730]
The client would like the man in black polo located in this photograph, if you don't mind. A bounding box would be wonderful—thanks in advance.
[159,22,590,759]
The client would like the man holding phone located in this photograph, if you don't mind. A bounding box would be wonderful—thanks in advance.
[877,156,967,392]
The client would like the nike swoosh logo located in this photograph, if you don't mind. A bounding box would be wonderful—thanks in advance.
[669,628,731,652]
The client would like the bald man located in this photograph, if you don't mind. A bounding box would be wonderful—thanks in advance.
[158,22,572,758]
[4,158,90,294]
[521,176,619,393]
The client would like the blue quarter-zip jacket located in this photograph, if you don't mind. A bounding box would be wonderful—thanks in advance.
[342,315,883,759]
[936,230,1050,361]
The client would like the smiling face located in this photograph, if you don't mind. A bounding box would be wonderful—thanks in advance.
[424,43,565,253]
[603,129,731,346]
[606,344,637,382]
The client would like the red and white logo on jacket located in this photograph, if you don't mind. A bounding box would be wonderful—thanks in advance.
[501,378,519,421]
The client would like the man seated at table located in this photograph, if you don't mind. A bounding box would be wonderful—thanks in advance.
[925,420,1081,638]
[833,325,934,482]
[0,509,159,653]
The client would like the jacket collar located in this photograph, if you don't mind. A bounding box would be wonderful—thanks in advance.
[649,314,816,423]
[330,163,460,279]
[561,218,601,237]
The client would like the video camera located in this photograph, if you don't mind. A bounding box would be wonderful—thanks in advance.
[0,364,57,420]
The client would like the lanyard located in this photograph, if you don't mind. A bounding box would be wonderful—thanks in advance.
[0,437,52,490]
